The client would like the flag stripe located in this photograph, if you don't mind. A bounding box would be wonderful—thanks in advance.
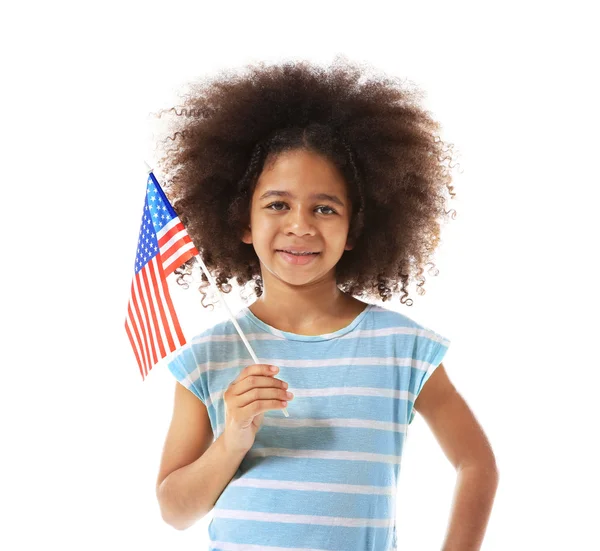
[159,228,192,253]
[135,273,152,375]
[153,259,179,352]
[147,257,175,353]
[128,299,149,378]
[161,232,193,265]
[125,317,144,380]
[155,216,179,237]
[157,219,187,246]
[163,241,198,277]
[157,259,186,347]
[138,268,159,364]
[137,269,159,366]
[130,278,151,378]
[141,261,166,359]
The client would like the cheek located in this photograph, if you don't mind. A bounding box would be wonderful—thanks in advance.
[249,219,278,247]
[252,217,275,234]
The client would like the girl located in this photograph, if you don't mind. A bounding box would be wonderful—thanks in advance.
[154,56,498,550]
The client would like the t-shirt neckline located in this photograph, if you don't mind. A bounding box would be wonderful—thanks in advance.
[241,302,374,341]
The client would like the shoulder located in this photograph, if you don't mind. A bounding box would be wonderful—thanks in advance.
[368,305,451,364]
[186,313,239,345]
[369,303,426,330]
[178,311,252,363]
[164,318,221,366]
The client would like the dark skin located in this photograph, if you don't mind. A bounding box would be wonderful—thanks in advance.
[241,148,367,335]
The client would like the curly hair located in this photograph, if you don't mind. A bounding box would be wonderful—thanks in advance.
[150,55,458,310]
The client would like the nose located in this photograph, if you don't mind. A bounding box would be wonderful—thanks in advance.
[284,206,317,236]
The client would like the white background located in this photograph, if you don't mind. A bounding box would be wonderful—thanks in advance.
[2,1,598,549]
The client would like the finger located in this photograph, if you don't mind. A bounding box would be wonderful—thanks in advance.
[238,385,290,408]
[230,364,280,393]
[241,398,289,415]
[231,364,270,385]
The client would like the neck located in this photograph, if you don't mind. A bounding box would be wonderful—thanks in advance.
[250,285,355,331]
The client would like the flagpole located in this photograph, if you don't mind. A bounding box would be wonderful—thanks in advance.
[144,160,290,418]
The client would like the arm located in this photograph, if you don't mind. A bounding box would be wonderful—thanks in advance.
[155,382,248,531]
[413,363,499,551]
[157,430,248,530]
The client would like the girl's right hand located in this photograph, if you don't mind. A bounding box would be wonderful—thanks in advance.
[222,364,293,454]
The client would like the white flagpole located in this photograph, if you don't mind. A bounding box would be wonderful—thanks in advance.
[144,160,290,417]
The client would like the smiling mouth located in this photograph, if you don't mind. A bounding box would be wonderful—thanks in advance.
[276,250,320,256]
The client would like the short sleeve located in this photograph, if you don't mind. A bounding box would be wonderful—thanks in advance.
[164,342,207,405]
[408,326,451,425]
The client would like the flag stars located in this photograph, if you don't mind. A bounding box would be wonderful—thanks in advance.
[132,178,183,275]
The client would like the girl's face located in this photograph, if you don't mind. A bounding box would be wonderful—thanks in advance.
[241,148,354,288]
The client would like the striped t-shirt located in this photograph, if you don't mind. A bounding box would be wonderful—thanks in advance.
[166,301,451,551]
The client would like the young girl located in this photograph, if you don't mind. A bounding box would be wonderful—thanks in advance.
[153,56,498,550]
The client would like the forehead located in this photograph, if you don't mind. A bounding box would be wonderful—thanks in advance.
[255,149,348,197]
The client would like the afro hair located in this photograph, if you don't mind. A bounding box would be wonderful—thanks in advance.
[150,55,458,309]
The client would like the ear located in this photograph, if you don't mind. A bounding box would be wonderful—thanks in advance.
[241,225,252,245]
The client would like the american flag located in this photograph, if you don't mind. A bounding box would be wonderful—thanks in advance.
[125,172,198,380]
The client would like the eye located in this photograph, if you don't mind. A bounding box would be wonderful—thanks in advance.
[265,201,338,215]
[316,205,337,215]
[266,201,286,211]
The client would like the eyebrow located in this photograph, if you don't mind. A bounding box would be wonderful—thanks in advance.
[258,190,345,207]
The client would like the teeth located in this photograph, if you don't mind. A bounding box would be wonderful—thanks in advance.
[282,251,315,256]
